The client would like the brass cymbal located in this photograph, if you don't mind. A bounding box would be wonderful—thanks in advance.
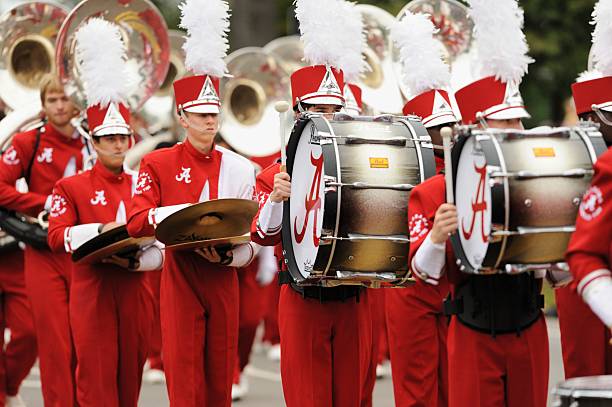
[72,225,155,266]
[163,233,251,252]
[155,199,258,249]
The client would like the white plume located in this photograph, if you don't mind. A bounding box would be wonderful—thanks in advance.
[391,12,450,97]
[591,0,612,76]
[75,18,129,108]
[468,0,533,84]
[576,70,603,83]
[179,0,230,77]
[295,0,367,77]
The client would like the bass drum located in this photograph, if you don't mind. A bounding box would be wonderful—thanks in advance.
[552,375,612,407]
[450,124,607,274]
[282,114,436,287]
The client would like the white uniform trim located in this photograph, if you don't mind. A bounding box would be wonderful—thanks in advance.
[577,269,612,295]
[256,198,283,238]
[215,145,256,200]
[581,272,612,326]
[64,223,102,253]
[411,232,446,285]
[135,243,164,271]
[148,204,190,227]
[229,242,260,268]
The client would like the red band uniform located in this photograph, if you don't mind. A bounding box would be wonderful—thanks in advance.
[556,45,612,377]
[251,63,373,407]
[127,72,257,406]
[0,120,85,407]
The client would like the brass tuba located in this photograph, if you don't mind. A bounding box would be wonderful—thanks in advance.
[263,35,306,76]
[55,0,170,112]
[394,0,475,98]
[219,47,292,158]
[355,4,404,115]
[0,1,69,151]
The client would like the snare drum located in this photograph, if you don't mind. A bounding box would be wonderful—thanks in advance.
[552,375,612,407]
[281,114,436,287]
[450,124,607,274]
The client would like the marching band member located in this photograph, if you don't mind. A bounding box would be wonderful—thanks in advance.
[47,19,159,407]
[561,0,612,378]
[127,1,258,405]
[0,72,85,406]
[386,11,459,407]
[409,1,550,406]
[251,1,373,406]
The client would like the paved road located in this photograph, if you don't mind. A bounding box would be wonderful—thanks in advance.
[18,317,565,406]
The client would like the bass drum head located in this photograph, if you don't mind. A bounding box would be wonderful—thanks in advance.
[454,135,492,271]
[283,118,326,281]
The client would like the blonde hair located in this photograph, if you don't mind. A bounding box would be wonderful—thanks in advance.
[39,74,65,104]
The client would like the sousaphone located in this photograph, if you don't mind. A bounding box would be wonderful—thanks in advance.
[393,0,475,100]
[220,47,292,157]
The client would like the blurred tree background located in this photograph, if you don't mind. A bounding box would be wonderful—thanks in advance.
[152,0,597,127]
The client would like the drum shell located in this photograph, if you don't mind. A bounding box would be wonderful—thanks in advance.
[552,375,612,407]
[283,115,435,284]
[498,133,594,264]
[451,126,607,273]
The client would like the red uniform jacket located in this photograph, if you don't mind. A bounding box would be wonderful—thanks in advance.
[567,147,612,293]
[127,140,257,266]
[47,161,145,273]
[0,123,85,216]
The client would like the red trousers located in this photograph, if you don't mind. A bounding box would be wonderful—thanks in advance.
[70,266,153,407]
[262,277,280,345]
[278,285,372,407]
[556,285,612,378]
[147,270,163,370]
[0,250,37,404]
[361,289,386,407]
[160,253,239,406]
[234,260,265,382]
[23,246,77,407]
[448,315,549,407]
[386,279,449,407]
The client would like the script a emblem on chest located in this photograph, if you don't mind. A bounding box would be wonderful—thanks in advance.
[90,190,108,206]
[37,147,53,163]
[294,151,324,247]
[175,167,192,184]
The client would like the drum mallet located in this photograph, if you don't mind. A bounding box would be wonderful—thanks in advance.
[441,126,454,204]
[275,101,291,172]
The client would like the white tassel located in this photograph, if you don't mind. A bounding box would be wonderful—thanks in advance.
[468,0,533,84]
[295,0,367,77]
[75,18,129,107]
[179,0,230,77]
[391,12,450,97]
[591,0,612,76]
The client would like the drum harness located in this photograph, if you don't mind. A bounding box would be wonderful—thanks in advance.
[443,272,544,337]
[278,269,362,303]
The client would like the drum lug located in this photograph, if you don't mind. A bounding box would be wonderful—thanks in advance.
[323,175,337,193]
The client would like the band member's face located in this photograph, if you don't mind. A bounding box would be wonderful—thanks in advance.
[306,104,342,119]
[181,112,219,141]
[43,91,76,127]
[587,111,612,147]
[92,134,130,170]
[484,118,524,130]
[427,123,456,158]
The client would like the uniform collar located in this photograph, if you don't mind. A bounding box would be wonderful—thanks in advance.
[44,122,82,145]
[184,138,218,161]
[92,160,127,183]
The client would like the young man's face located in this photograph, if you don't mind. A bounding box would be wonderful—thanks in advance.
[92,134,130,170]
[484,117,524,130]
[43,90,76,128]
[180,112,219,144]
[298,103,342,120]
